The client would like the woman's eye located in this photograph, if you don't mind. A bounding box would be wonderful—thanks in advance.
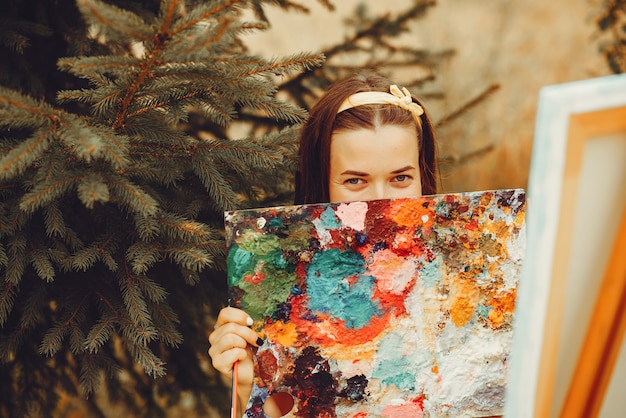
[345,178,363,185]
[393,174,410,182]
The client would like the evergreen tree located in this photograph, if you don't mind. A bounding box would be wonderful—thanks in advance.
[0,1,322,416]
[0,0,485,416]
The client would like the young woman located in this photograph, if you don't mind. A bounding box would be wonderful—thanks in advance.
[208,72,438,417]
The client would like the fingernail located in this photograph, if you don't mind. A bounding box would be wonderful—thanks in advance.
[246,317,254,326]
[256,337,264,346]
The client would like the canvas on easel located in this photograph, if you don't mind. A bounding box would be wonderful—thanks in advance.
[505,74,626,418]
[225,189,526,417]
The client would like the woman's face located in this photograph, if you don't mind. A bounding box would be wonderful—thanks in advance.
[328,124,422,203]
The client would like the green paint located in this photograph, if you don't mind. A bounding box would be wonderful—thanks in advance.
[282,223,314,251]
[238,258,297,320]
[236,229,280,255]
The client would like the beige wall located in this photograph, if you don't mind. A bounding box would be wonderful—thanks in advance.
[247,0,610,193]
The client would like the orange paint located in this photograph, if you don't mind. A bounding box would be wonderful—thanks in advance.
[388,198,435,231]
[450,278,480,327]
[288,296,396,347]
[487,290,517,329]
[264,320,298,347]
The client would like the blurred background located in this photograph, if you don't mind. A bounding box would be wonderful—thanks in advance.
[245,0,611,193]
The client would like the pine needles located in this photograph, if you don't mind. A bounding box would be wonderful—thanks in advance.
[0,0,323,416]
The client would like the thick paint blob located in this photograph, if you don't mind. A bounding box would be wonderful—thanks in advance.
[225,189,526,417]
[306,249,380,329]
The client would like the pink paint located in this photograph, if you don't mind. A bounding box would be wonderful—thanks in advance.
[367,248,416,294]
[382,403,424,418]
[336,202,368,231]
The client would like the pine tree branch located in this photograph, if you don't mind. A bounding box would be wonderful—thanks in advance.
[43,203,67,237]
[127,340,166,377]
[126,241,160,274]
[85,315,116,353]
[39,294,89,356]
[76,0,154,41]
[147,300,182,346]
[106,176,159,216]
[30,248,56,281]
[0,125,54,182]
[120,262,155,328]
[157,214,213,243]
[19,174,84,214]
[163,244,214,272]
[6,235,27,285]
[20,282,49,330]
[79,352,103,395]
[169,0,247,37]
[0,281,17,327]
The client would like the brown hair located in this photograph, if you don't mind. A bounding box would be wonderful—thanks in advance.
[294,72,438,204]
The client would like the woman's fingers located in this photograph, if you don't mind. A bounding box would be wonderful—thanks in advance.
[210,307,262,347]
[209,344,248,374]
[214,306,253,328]
[209,320,262,348]
[208,307,264,378]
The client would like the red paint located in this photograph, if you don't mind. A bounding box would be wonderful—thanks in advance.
[256,349,278,383]
[464,218,479,231]
[244,272,266,285]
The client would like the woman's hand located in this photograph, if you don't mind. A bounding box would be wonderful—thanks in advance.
[208,307,263,409]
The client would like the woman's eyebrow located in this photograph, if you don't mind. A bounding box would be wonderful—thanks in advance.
[339,170,368,176]
[391,165,416,173]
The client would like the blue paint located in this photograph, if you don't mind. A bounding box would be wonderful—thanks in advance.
[476,304,493,318]
[306,248,380,329]
[373,332,425,391]
[319,206,341,230]
[419,254,443,288]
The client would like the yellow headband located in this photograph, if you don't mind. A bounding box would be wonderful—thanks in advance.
[337,84,424,127]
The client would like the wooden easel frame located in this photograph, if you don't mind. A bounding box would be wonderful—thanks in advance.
[504,74,626,418]
[560,204,626,417]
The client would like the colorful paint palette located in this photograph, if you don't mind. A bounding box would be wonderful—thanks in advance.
[225,189,526,417]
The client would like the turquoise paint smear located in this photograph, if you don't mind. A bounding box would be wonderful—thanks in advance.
[379,359,415,391]
[319,206,341,230]
[306,248,380,329]
[419,254,444,288]
[268,216,284,229]
[476,303,493,318]
[373,332,427,391]
[227,245,253,287]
